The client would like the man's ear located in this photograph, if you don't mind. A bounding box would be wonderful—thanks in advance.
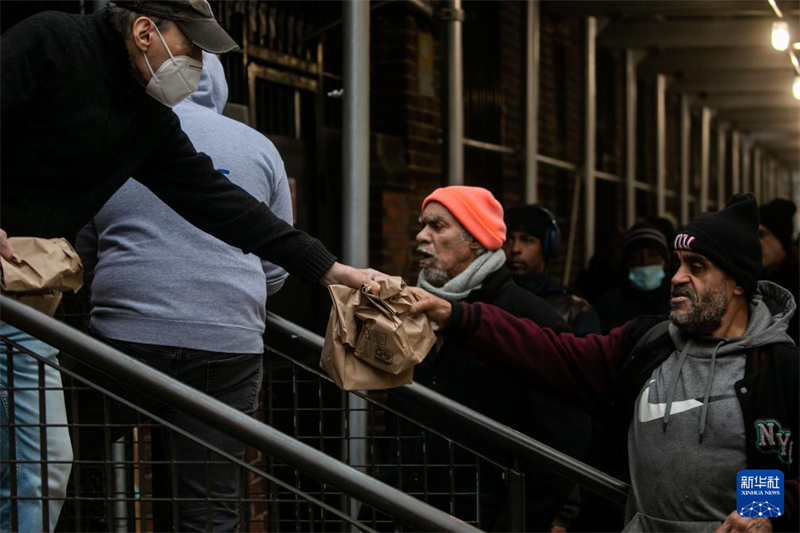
[469,238,482,251]
[131,16,155,52]
[731,280,745,297]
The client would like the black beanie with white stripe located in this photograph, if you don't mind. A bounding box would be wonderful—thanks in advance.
[673,193,762,301]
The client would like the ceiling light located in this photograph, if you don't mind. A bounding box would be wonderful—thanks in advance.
[793,76,800,100]
[772,21,790,51]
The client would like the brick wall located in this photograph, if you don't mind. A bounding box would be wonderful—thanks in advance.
[370,3,443,280]
[368,3,634,288]
[536,12,589,284]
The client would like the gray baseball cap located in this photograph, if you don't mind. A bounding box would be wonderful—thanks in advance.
[110,0,239,53]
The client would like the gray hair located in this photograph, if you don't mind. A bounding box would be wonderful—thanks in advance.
[106,5,171,38]
[460,228,486,257]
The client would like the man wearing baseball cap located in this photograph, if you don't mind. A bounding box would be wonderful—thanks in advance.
[410,194,798,532]
[398,186,582,531]
[0,4,375,531]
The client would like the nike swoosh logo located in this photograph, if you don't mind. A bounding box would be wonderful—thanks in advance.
[637,380,737,424]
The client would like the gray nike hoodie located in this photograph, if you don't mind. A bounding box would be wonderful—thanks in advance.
[623,280,796,532]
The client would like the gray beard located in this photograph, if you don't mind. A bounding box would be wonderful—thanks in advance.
[669,290,729,337]
[420,266,450,287]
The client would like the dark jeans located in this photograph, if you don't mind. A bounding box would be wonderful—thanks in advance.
[68,334,263,532]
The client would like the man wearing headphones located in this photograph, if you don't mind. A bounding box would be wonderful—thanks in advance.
[503,205,600,532]
[505,205,601,337]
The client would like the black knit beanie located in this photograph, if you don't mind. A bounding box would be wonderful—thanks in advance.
[504,205,557,247]
[623,223,669,261]
[759,198,797,253]
[674,193,762,300]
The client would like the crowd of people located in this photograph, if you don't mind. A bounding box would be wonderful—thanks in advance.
[1,1,797,532]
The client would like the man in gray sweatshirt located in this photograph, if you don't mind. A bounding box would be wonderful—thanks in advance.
[76,53,291,532]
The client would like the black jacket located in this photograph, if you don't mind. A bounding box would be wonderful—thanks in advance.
[594,278,671,333]
[514,272,602,336]
[0,9,334,282]
[410,268,586,531]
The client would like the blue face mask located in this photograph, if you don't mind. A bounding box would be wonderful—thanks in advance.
[629,265,665,291]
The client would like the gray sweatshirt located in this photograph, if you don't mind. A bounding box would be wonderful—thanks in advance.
[76,53,292,354]
[623,281,796,532]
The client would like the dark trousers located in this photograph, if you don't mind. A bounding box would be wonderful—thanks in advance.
[68,333,263,532]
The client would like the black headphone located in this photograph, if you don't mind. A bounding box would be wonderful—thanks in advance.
[532,205,561,260]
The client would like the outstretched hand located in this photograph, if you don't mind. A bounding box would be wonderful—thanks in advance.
[714,511,771,533]
[320,261,381,293]
[0,229,17,262]
[407,287,453,329]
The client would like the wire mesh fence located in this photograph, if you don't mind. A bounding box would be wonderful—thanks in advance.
[1,335,396,533]
[2,301,527,532]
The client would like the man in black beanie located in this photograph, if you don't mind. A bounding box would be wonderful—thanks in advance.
[410,194,799,532]
[759,199,799,343]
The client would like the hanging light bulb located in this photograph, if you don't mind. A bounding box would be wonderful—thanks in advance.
[793,76,800,100]
[772,21,790,51]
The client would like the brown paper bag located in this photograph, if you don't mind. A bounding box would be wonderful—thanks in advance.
[0,237,83,316]
[320,275,436,391]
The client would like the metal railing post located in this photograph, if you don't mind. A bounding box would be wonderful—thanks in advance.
[507,469,526,531]
[625,50,637,228]
[446,0,465,184]
[656,74,667,217]
[525,0,540,204]
[700,107,711,212]
[342,0,370,521]
[584,17,597,264]
[717,125,727,208]
[680,95,691,225]
[753,148,762,200]
[731,131,741,195]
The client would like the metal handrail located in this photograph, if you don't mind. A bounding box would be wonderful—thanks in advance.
[0,295,480,533]
[263,310,631,507]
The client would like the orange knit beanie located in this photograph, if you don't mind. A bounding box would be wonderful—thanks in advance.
[422,186,506,250]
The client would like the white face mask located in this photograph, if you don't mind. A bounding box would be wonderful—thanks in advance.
[141,23,202,107]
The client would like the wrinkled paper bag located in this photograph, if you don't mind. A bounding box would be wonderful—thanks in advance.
[0,237,83,316]
[320,275,436,390]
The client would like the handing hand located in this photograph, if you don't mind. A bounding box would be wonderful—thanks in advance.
[320,261,381,293]
[0,229,17,262]
[407,287,453,329]
[714,511,771,533]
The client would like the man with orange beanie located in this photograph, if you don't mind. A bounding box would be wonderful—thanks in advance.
[398,186,584,531]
